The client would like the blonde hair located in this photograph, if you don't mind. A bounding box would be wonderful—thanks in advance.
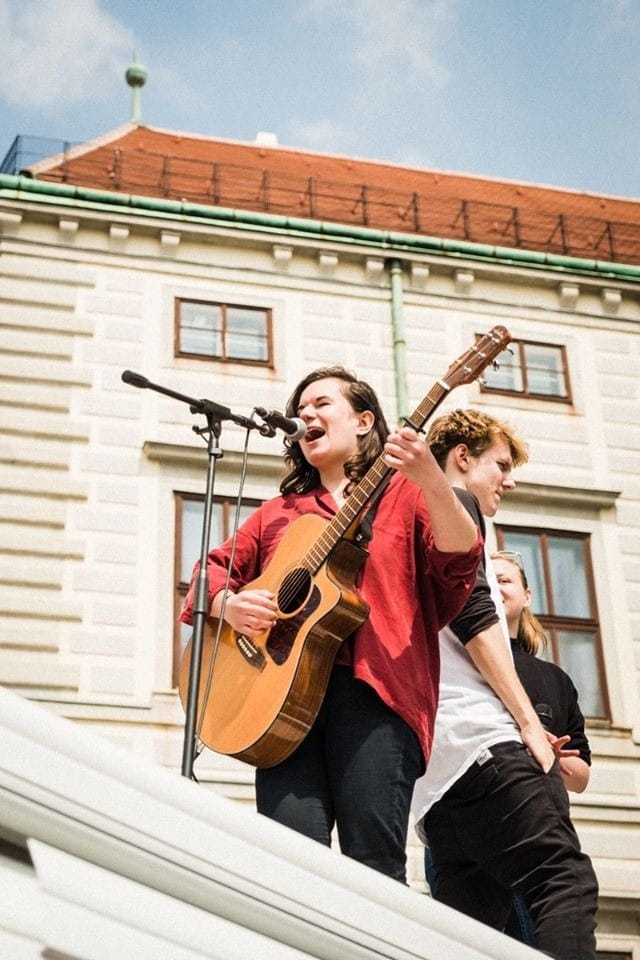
[491,552,548,655]
[427,408,529,470]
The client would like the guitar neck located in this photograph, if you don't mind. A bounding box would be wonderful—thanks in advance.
[302,324,512,574]
[304,380,450,572]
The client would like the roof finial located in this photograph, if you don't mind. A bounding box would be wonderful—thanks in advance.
[125,52,147,125]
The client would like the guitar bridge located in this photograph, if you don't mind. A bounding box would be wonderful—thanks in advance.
[236,634,267,670]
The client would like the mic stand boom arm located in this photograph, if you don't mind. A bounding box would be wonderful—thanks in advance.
[121,370,262,780]
[121,369,257,430]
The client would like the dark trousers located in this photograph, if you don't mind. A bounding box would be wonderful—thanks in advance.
[425,846,536,946]
[424,741,598,960]
[255,665,423,883]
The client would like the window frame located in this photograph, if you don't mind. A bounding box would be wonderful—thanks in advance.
[479,337,572,403]
[595,953,632,960]
[174,297,273,366]
[495,525,610,721]
[173,490,262,687]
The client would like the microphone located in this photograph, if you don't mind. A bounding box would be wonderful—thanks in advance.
[122,369,150,388]
[535,703,553,731]
[255,407,307,441]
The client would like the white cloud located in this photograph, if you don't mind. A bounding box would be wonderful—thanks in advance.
[350,0,455,88]
[301,0,457,90]
[0,0,134,108]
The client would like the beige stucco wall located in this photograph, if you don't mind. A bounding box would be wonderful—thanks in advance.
[1,190,639,952]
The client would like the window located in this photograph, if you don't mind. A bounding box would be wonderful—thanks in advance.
[495,527,609,720]
[173,492,260,686]
[480,338,571,402]
[176,299,271,364]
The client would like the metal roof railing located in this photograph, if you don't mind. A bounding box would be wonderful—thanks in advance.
[0,135,79,176]
[3,136,639,266]
[92,149,640,263]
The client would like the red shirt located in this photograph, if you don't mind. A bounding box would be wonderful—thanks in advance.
[180,473,481,762]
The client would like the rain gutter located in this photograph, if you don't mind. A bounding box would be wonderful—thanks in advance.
[388,259,409,420]
[1,173,640,283]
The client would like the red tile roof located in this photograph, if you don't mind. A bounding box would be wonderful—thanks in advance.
[27,123,640,266]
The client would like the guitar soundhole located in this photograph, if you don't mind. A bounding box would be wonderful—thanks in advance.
[277,568,312,614]
[267,580,321,665]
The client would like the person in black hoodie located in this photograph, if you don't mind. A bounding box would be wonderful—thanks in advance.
[488,549,592,943]
[491,550,591,792]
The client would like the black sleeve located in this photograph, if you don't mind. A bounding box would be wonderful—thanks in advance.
[562,675,592,766]
[448,488,501,645]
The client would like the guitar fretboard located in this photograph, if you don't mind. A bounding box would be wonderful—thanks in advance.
[299,324,510,574]
[302,381,449,573]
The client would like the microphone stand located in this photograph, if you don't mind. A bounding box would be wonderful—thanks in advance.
[121,370,264,780]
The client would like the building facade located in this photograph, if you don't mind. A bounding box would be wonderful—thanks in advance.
[1,125,639,955]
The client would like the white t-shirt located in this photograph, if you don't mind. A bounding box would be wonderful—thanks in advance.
[412,544,521,843]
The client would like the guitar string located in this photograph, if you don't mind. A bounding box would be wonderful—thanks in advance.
[274,388,442,611]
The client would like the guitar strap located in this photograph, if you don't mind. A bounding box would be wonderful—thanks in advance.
[350,475,391,548]
[353,416,426,548]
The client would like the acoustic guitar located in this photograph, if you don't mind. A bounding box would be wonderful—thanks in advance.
[179,325,512,768]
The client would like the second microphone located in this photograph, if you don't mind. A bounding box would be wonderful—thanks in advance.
[255,407,307,441]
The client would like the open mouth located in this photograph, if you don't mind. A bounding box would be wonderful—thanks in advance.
[305,427,325,442]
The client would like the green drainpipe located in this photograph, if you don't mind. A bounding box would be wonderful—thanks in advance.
[389,259,409,421]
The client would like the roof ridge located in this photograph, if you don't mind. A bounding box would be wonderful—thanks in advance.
[28,122,139,174]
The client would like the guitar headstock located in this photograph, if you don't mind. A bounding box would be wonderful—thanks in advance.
[443,325,513,389]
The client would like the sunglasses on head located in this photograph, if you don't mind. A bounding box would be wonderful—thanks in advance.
[492,550,524,569]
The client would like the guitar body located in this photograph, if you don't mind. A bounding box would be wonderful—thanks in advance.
[179,513,370,768]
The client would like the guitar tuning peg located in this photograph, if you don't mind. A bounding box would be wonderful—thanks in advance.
[491,360,500,370]
[478,376,487,386]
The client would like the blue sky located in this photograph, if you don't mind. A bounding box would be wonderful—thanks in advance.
[1,0,639,198]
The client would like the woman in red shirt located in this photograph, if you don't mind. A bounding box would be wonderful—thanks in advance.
[181,365,481,882]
